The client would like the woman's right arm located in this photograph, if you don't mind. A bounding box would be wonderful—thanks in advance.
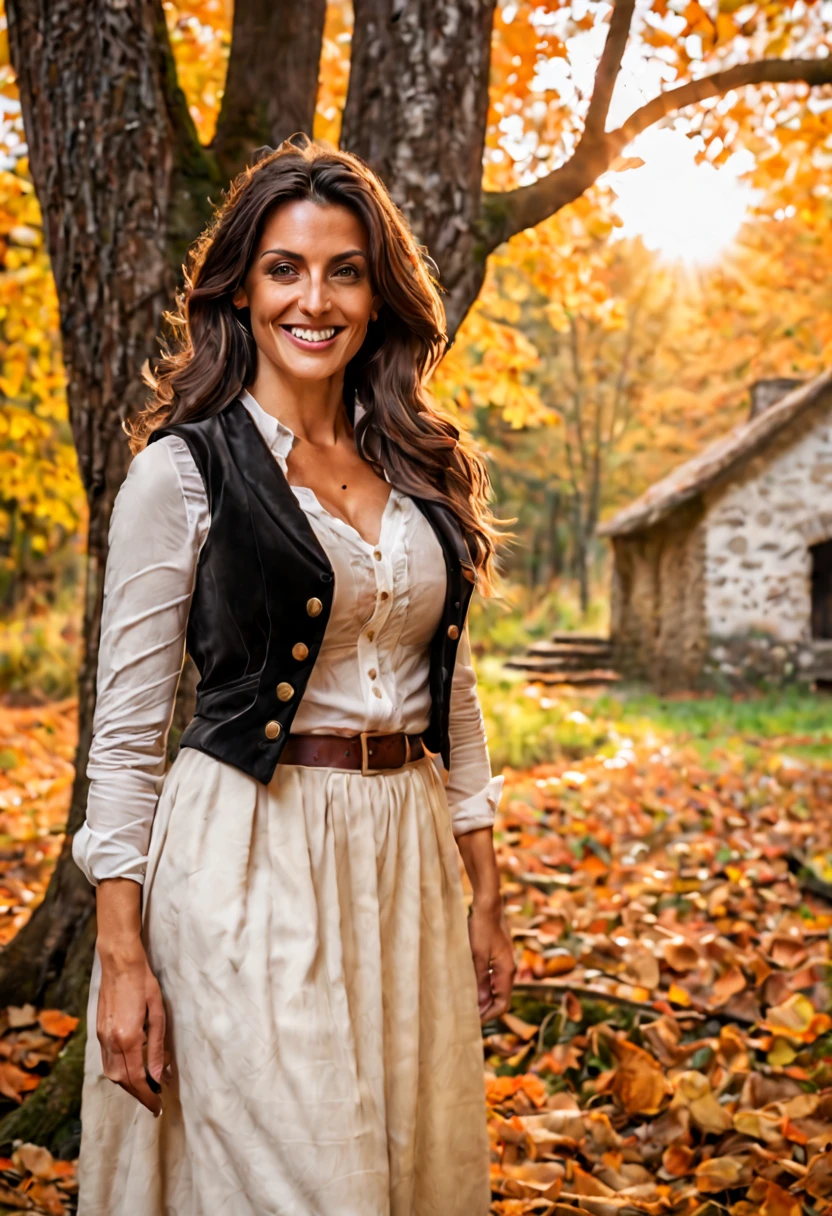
[73,436,208,1115]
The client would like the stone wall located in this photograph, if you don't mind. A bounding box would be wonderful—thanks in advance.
[703,404,832,645]
[702,635,818,689]
[610,499,706,690]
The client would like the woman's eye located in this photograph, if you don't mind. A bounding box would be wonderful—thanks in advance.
[269,263,296,278]
[334,264,359,278]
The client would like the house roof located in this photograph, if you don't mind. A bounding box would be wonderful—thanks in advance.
[598,369,832,538]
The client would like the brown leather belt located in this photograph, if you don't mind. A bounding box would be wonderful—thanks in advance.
[278,731,425,775]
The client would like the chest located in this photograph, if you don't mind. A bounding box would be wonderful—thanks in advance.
[285,436,392,549]
[297,489,447,650]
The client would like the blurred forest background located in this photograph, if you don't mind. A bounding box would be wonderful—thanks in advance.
[1,0,830,696]
[1,3,832,1213]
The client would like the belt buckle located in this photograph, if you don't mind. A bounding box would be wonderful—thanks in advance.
[359,731,377,777]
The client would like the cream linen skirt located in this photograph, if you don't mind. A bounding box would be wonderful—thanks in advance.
[77,747,491,1216]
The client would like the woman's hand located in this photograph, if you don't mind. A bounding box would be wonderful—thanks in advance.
[467,899,516,1021]
[455,826,516,1021]
[95,878,166,1116]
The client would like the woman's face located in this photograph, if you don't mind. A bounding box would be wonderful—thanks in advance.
[232,199,380,384]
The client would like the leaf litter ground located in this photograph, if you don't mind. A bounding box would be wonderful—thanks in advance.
[485,694,832,1216]
[3,696,832,1214]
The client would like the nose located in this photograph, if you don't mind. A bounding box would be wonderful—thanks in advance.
[297,272,331,318]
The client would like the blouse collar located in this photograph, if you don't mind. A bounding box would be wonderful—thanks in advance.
[239,388,295,466]
[238,388,367,471]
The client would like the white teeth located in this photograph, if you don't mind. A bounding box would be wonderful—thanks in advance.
[288,327,336,343]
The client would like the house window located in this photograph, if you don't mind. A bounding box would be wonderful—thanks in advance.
[810,538,832,639]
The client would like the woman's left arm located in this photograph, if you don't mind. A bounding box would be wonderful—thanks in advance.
[447,623,515,1021]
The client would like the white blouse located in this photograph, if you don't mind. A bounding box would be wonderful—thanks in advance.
[72,390,502,887]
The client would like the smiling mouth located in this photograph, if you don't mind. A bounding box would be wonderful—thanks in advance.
[280,325,344,346]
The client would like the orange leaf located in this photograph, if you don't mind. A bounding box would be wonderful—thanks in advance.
[0,1061,40,1103]
[667,983,692,1007]
[760,1180,802,1216]
[611,1040,671,1116]
[37,1009,79,1039]
[663,1144,695,1176]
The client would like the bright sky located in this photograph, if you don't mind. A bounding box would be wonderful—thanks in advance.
[608,129,759,266]
[522,1,761,266]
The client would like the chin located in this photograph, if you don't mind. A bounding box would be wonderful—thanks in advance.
[282,360,342,381]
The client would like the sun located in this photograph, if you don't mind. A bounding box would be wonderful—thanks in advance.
[608,128,759,266]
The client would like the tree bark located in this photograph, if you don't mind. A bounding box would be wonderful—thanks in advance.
[342,0,497,337]
[212,0,327,182]
[1,0,215,1015]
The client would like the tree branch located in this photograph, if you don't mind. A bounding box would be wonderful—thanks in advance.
[482,55,832,253]
[583,0,636,141]
[609,55,832,151]
[212,0,327,182]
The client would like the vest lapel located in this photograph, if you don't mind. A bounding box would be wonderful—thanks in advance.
[221,397,332,575]
[413,496,474,572]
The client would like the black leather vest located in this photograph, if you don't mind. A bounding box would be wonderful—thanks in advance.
[147,397,476,783]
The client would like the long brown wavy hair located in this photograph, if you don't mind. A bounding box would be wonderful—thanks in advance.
[130,137,499,592]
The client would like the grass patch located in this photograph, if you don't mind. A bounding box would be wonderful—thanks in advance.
[477,662,832,771]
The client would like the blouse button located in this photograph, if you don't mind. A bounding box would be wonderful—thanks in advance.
[292,642,309,661]
[373,550,382,561]
[264,720,282,740]
[306,597,323,617]
[447,624,460,640]
[276,682,294,702]
[368,668,377,680]
[372,687,383,699]
[380,591,389,601]
[366,630,375,642]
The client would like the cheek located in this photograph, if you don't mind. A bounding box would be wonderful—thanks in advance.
[336,280,374,321]
[249,280,291,320]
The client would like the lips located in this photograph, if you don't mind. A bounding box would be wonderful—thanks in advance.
[279,324,344,350]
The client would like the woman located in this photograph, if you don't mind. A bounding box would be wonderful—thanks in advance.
[72,136,514,1216]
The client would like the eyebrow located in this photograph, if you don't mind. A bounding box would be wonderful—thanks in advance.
[258,247,368,263]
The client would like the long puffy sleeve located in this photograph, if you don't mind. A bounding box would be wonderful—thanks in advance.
[444,623,503,838]
[71,437,207,886]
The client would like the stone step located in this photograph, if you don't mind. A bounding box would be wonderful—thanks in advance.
[506,653,615,673]
[550,633,611,647]
[518,656,610,673]
[503,665,621,686]
[528,640,613,660]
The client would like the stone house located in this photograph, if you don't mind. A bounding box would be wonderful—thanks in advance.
[597,369,832,690]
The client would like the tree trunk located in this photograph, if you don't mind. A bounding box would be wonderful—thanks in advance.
[341,0,497,338]
[212,0,327,182]
[4,0,181,1012]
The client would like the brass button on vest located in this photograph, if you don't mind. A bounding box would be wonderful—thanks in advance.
[306,597,323,617]
[447,624,460,640]
[291,642,309,661]
[264,720,282,740]
[276,682,294,702]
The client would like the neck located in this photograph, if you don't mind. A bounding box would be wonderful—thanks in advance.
[247,361,350,445]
